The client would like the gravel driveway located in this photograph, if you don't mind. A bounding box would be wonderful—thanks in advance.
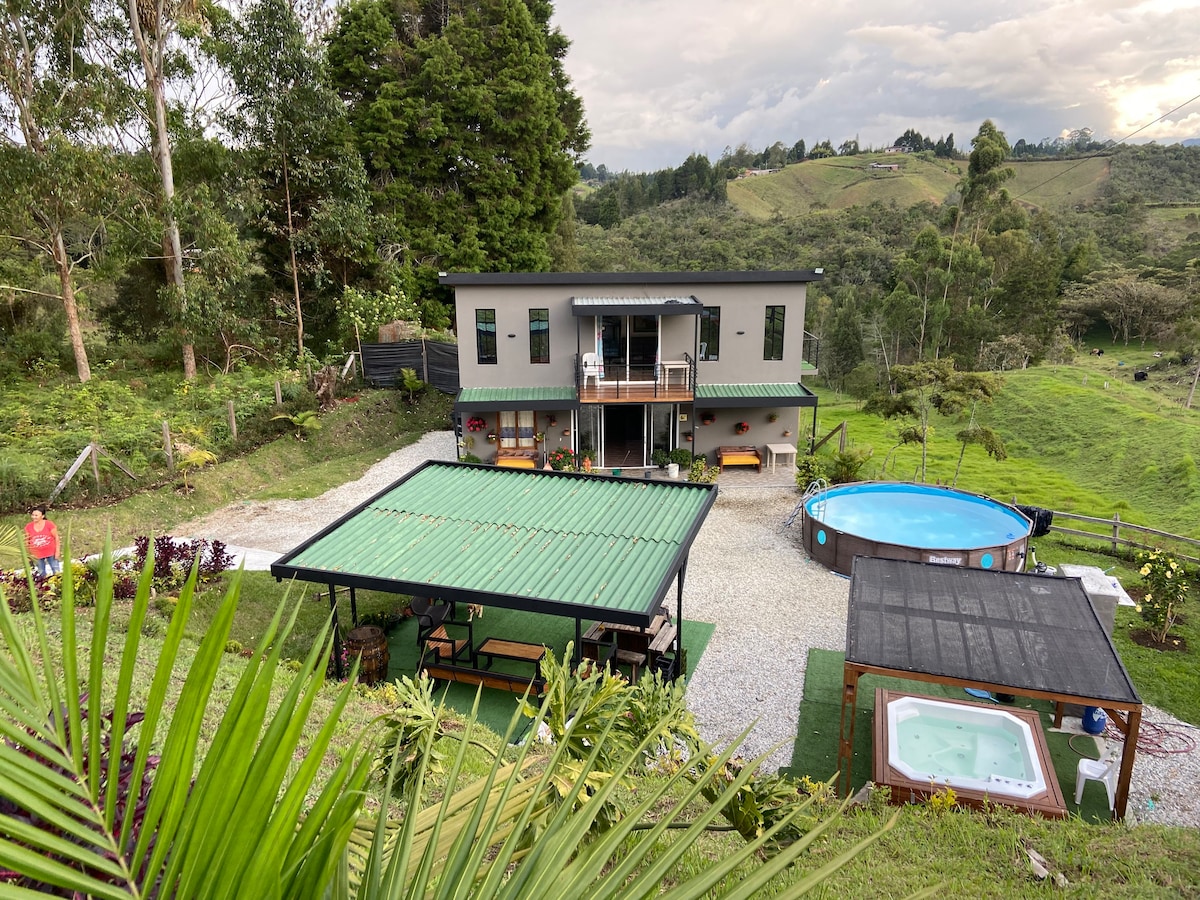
[177,429,1199,827]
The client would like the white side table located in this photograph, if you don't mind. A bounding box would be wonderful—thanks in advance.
[765,442,798,474]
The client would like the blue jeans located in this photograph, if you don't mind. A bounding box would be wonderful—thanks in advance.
[35,556,62,577]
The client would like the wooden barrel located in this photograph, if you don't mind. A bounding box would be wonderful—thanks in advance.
[344,625,389,685]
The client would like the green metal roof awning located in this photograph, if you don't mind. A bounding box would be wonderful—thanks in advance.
[271,461,718,626]
[570,296,703,317]
[695,383,818,408]
[455,386,579,411]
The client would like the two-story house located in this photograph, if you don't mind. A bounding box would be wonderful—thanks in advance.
[440,271,822,471]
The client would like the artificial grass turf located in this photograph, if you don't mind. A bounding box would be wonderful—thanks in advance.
[383,606,715,737]
[784,648,1117,823]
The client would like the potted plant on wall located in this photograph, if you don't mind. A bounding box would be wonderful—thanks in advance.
[767,412,779,423]
[700,412,715,426]
[735,421,750,435]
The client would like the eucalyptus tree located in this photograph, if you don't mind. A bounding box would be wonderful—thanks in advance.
[214,0,373,359]
[959,119,1015,228]
[109,0,206,378]
[0,0,128,382]
[326,0,584,296]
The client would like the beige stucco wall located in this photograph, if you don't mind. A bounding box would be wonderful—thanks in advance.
[452,278,809,389]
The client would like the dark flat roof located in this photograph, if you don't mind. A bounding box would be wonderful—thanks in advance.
[846,557,1140,704]
[439,270,825,286]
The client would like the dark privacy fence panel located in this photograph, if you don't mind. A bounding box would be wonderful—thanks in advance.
[361,341,460,394]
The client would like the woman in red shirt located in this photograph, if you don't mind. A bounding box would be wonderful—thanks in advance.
[25,506,61,577]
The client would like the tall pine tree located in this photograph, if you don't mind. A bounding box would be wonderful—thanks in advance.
[327,0,584,294]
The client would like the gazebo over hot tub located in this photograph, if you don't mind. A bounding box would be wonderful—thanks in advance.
[837,557,1143,820]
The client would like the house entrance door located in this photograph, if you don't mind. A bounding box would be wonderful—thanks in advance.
[602,404,644,469]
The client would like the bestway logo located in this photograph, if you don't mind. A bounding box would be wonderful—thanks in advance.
[927,555,963,565]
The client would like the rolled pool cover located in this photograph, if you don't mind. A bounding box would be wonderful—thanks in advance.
[1016,504,1054,538]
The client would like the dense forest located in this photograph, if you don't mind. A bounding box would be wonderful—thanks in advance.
[2,0,1199,394]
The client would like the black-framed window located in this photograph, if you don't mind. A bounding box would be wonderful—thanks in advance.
[764,306,785,360]
[529,308,549,364]
[699,307,720,360]
[476,309,497,364]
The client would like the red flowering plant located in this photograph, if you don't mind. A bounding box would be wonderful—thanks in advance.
[735,421,750,435]
[466,416,487,432]
[547,447,579,470]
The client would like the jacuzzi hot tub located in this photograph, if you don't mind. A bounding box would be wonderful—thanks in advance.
[873,689,1066,817]
[886,694,1045,799]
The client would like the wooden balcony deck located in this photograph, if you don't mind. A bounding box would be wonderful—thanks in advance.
[578,382,694,404]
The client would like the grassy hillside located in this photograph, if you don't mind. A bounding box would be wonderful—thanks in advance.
[1003,156,1111,208]
[811,361,1200,538]
[728,153,1111,218]
[729,153,963,218]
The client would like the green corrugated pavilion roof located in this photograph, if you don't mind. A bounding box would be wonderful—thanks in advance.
[456,386,578,410]
[695,383,818,408]
[271,461,717,625]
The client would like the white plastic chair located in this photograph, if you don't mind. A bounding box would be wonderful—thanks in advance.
[581,352,603,387]
[1074,755,1119,810]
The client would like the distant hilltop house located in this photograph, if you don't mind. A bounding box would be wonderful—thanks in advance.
[869,162,900,171]
[440,270,823,471]
[883,145,906,154]
[737,168,779,178]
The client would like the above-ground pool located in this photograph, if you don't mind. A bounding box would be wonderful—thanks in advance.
[802,482,1031,576]
[873,690,1067,817]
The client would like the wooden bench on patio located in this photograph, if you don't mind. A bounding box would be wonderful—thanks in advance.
[495,448,539,468]
[717,445,761,472]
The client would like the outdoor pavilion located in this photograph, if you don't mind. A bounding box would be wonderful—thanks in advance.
[838,556,1143,820]
[270,460,719,678]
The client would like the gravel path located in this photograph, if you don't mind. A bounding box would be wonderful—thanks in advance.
[178,431,1199,828]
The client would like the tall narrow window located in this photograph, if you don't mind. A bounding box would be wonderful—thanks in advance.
[476,309,497,364]
[529,308,549,364]
[764,306,785,360]
[699,307,720,360]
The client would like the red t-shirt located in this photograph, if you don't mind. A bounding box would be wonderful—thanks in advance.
[25,520,59,559]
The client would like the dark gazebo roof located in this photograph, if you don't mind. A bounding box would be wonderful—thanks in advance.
[846,557,1140,703]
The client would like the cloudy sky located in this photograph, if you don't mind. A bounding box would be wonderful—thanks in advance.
[550,0,1200,172]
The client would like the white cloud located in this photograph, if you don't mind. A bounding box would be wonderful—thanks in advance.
[552,0,1200,170]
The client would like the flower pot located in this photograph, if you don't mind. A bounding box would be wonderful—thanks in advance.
[666,463,679,478]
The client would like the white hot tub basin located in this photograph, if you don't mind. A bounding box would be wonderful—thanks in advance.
[886,695,1047,800]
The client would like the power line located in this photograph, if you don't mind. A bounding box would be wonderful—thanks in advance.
[1011,90,1200,202]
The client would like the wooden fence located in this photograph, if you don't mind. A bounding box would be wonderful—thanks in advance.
[1022,506,1200,565]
